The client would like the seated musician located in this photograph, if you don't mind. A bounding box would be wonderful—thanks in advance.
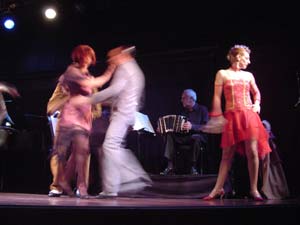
[159,89,209,175]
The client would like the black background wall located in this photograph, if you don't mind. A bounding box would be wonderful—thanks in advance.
[0,0,299,197]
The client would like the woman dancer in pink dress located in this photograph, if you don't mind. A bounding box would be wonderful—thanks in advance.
[54,45,115,198]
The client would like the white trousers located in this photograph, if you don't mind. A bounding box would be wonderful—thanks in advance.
[100,113,151,193]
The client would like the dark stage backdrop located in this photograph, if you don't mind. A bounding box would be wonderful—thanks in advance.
[0,37,299,197]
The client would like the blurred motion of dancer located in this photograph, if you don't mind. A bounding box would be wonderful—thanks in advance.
[50,44,115,198]
[71,45,152,197]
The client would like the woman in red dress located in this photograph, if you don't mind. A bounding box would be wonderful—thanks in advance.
[202,45,271,201]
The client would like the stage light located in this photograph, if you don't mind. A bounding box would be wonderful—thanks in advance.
[3,17,15,30]
[1,2,17,30]
[44,7,57,20]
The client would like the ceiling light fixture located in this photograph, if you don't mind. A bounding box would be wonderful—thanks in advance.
[44,7,57,20]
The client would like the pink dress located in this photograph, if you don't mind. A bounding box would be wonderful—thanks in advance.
[221,79,271,159]
[58,65,93,132]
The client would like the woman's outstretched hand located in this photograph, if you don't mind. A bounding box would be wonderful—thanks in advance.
[200,115,227,134]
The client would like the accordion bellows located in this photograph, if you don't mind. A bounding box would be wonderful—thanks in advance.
[157,114,187,134]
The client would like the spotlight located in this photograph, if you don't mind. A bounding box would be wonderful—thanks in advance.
[2,16,15,30]
[44,7,57,20]
[1,2,17,30]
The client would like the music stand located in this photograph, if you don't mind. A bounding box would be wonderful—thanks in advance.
[133,112,155,134]
[132,112,155,160]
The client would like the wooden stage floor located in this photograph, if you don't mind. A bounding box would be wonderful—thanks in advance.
[0,192,299,225]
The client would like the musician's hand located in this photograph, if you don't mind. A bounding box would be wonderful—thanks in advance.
[182,121,192,132]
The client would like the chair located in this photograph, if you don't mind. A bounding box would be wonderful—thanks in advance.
[174,141,205,175]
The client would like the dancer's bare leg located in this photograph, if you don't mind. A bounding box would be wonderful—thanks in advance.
[245,139,260,197]
[205,146,235,198]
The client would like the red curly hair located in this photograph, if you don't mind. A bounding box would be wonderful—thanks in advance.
[71,45,96,66]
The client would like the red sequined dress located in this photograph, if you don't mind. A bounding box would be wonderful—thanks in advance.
[221,79,271,159]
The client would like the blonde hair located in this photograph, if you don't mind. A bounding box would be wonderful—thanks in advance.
[226,44,251,64]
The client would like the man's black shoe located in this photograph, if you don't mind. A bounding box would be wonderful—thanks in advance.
[160,167,174,175]
[191,167,199,175]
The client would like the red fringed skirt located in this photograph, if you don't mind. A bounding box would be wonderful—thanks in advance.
[221,109,271,159]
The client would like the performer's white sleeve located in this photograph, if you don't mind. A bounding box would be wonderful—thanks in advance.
[90,73,127,104]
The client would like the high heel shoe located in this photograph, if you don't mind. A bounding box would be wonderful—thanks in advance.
[203,188,225,201]
[249,191,264,201]
[59,181,75,197]
[75,189,89,199]
[76,184,90,199]
[160,167,174,175]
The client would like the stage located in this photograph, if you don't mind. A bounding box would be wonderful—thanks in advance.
[1,128,299,225]
[0,174,299,225]
[0,192,299,225]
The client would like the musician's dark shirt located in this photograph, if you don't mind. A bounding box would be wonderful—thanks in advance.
[180,103,209,142]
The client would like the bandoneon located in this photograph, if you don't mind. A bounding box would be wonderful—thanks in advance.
[157,114,186,134]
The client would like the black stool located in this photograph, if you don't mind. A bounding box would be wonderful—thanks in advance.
[174,144,205,175]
